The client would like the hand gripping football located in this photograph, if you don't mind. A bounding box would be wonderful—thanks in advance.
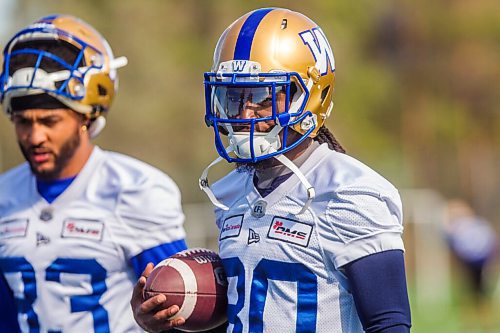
[143,248,228,332]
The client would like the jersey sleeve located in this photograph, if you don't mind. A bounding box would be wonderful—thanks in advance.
[321,184,405,268]
[114,171,187,275]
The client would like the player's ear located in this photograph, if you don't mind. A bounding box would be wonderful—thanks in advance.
[77,113,91,135]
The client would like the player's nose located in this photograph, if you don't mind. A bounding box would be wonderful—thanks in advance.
[240,102,257,120]
[28,123,48,145]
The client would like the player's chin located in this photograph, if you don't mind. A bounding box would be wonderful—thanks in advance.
[30,162,58,179]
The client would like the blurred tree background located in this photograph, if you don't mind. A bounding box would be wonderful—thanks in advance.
[0,1,499,331]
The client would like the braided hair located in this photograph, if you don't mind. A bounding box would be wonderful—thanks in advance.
[314,126,346,153]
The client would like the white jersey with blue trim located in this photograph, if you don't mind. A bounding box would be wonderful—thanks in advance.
[0,146,186,333]
[212,143,404,333]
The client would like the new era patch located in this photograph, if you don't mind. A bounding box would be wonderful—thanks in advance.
[248,228,260,244]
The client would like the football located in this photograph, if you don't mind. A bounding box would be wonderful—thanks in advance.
[143,248,228,332]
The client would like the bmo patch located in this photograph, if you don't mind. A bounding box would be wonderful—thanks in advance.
[267,217,312,247]
[219,215,243,240]
[62,219,104,241]
[0,218,29,239]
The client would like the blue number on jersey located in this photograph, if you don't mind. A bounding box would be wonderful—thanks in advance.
[222,257,246,333]
[46,259,109,333]
[0,257,110,333]
[223,257,318,333]
[0,257,39,331]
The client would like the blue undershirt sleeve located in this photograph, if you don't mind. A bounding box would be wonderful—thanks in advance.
[343,249,412,333]
[130,239,188,278]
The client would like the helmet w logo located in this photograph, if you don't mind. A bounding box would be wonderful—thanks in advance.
[232,60,247,72]
[299,28,335,75]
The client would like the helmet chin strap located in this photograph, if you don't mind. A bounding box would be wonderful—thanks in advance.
[272,150,315,215]
[199,152,230,210]
[88,115,106,138]
[199,146,315,215]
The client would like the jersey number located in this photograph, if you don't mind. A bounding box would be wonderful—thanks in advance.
[223,257,318,333]
[0,257,109,333]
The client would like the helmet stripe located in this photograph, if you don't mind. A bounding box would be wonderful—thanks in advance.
[234,8,274,60]
[37,14,59,23]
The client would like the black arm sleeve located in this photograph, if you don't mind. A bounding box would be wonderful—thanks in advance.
[343,250,412,333]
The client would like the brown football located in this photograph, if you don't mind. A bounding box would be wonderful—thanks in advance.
[143,248,228,332]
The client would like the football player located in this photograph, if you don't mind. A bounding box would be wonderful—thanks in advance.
[0,15,187,332]
[132,7,412,333]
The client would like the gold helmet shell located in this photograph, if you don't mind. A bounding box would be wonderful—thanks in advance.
[0,14,127,117]
[211,7,336,138]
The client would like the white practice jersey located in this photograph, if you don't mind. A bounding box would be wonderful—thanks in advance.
[0,147,186,333]
[212,143,404,333]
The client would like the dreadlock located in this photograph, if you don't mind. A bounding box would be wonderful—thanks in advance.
[314,126,346,153]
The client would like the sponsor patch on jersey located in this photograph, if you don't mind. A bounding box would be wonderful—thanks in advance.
[0,218,29,239]
[62,219,104,241]
[219,215,243,240]
[267,217,312,247]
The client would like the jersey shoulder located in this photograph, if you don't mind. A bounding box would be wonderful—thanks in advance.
[0,162,30,189]
[309,146,400,206]
[84,148,184,226]
[0,163,32,214]
[310,147,405,267]
[96,151,185,258]
[307,145,403,228]
[99,150,178,191]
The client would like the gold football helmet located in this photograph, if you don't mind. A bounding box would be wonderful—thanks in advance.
[0,14,127,136]
[204,7,335,163]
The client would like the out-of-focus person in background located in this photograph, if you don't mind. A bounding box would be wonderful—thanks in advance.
[443,199,498,332]
[0,14,187,332]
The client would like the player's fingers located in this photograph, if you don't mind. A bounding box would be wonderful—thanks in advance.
[148,306,184,330]
[130,277,147,308]
[142,262,154,279]
[142,314,184,333]
[169,316,186,328]
[140,294,168,314]
[131,263,155,307]
[152,304,180,320]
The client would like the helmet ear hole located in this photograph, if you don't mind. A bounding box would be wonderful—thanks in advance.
[320,85,331,105]
[97,84,107,96]
[289,82,298,102]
